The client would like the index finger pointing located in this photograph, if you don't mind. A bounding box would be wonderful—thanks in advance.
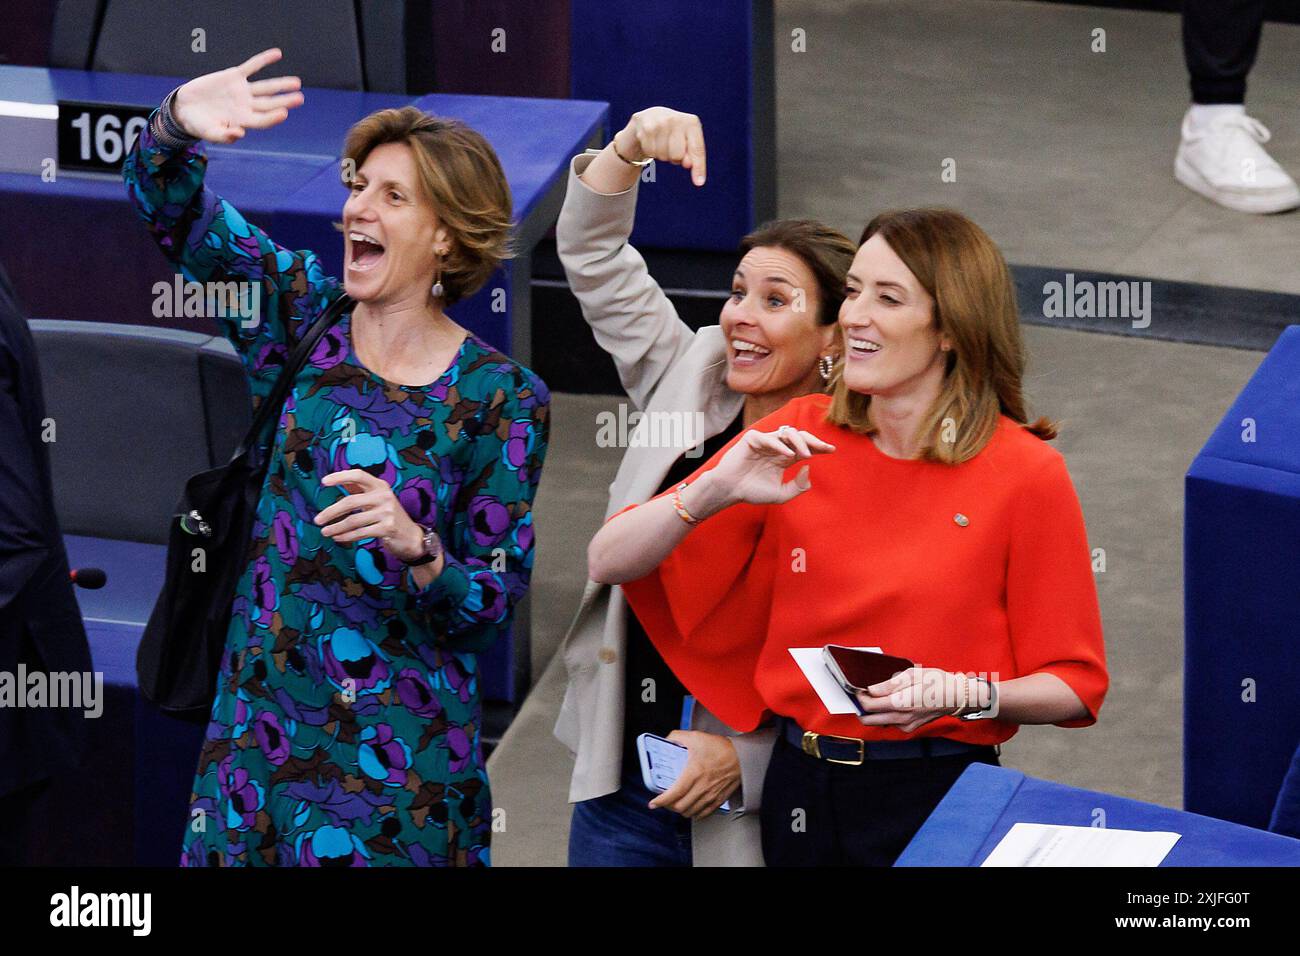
[685,119,706,185]
[239,47,283,77]
[803,431,837,454]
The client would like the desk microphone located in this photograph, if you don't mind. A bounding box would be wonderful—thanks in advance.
[69,567,107,589]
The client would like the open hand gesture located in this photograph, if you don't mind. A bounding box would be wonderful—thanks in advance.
[172,47,304,143]
[706,425,836,507]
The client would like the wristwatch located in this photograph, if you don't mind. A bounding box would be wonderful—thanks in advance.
[958,677,999,721]
[401,526,442,567]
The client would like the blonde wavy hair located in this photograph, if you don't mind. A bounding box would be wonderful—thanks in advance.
[826,208,1057,463]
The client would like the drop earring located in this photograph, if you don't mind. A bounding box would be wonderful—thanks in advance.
[430,249,446,299]
[818,354,834,381]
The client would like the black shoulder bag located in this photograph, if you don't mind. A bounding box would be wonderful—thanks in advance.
[137,294,352,721]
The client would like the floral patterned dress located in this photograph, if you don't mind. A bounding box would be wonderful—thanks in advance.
[124,123,549,866]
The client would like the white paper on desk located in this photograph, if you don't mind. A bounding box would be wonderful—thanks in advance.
[788,646,881,715]
[980,822,1181,867]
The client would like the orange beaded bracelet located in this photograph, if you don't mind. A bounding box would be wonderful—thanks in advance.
[671,482,701,527]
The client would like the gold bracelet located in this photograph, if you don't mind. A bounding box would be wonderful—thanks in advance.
[612,134,654,168]
[671,482,701,526]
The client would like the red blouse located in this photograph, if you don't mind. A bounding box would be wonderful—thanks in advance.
[619,393,1108,745]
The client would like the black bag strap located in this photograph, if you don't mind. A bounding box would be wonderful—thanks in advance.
[233,293,353,462]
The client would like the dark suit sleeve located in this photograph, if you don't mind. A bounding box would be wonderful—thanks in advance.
[0,335,49,611]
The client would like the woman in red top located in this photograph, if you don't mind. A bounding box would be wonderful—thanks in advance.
[588,208,1108,866]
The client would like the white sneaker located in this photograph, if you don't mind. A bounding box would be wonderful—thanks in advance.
[1175,108,1300,214]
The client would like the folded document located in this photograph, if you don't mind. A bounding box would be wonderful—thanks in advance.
[981,822,1180,866]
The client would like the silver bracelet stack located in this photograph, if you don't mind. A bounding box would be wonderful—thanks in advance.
[152,86,199,150]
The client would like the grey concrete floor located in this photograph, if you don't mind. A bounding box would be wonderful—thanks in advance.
[488,325,1264,865]
[486,0,1292,865]
[774,0,1300,294]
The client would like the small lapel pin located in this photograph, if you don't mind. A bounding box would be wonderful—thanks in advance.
[953,513,969,527]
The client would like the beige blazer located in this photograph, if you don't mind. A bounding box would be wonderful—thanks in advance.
[551,151,773,867]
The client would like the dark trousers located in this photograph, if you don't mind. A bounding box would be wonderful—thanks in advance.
[568,766,693,867]
[1184,0,1267,104]
[759,735,999,867]
[0,779,49,866]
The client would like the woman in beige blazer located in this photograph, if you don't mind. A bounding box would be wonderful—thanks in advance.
[553,106,855,866]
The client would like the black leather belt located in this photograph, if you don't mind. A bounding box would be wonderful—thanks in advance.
[780,717,999,765]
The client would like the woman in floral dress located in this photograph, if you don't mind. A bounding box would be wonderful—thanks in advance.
[123,48,549,866]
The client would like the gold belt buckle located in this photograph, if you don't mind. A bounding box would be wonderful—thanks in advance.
[802,731,865,766]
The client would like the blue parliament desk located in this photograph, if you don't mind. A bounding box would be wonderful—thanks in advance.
[1184,326,1300,831]
[895,763,1300,867]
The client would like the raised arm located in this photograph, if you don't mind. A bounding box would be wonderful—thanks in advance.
[555,107,709,411]
[122,49,323,387]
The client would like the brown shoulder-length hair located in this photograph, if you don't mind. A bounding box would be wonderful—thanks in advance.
[826,208,1057,463]
[341,106,512,305]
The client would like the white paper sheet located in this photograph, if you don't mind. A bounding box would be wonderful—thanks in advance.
[980,822,1181,867]
[788,646,882,715]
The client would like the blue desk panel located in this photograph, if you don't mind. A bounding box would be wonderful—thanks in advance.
[408,92,611,224]
[1,66,183,113]
[896,763,1300,866]
[3,66,418,162]
[1184,325,1300,829]
[1,67,607,210]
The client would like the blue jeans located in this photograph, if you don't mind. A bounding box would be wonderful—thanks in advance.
[568,768,693,867]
